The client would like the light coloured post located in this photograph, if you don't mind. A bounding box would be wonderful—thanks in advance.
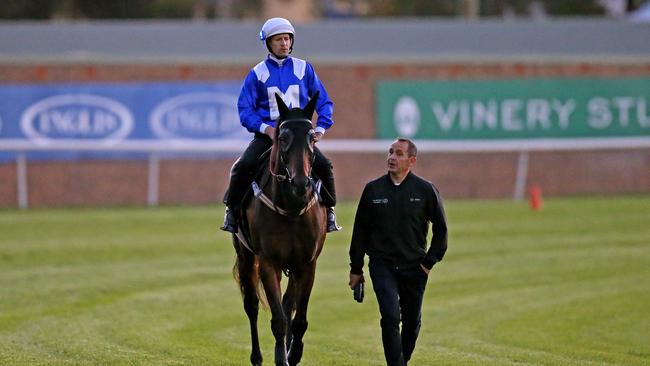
[147,153,160,207]
[461,0,480,20]
[513,151,529,201]
[16,153,28,209]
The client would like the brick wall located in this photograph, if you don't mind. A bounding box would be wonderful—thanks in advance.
[0,61,649,208]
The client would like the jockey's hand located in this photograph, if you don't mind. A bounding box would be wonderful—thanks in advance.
[264,126,276,140]
[349,273,364,289]
[313,132,323,142]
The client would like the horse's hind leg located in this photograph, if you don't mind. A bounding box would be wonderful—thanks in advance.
[288,263,316,366]
[234,238,263,366]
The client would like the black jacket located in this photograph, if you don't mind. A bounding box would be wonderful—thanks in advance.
[349,171,448,274]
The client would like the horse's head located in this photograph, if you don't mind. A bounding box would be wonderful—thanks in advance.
[270,92,319,200]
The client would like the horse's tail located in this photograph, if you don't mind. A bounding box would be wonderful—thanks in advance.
[232,237,268,309]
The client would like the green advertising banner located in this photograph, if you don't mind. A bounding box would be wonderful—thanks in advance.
[377,78,650,140]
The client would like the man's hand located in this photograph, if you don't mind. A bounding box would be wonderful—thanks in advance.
[420,264,430,275]
[313,132,323,142]
[264,126,276,139]
[349,273,364,289]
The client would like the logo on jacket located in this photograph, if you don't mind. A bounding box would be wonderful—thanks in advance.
[268,85,299,119]
[372,198,389,204]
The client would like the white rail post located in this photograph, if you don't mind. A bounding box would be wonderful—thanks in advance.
[16,153,28,209]
[147,153,160,207]
[513,151,529,201]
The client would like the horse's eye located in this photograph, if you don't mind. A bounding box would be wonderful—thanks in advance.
[278,131,293,152]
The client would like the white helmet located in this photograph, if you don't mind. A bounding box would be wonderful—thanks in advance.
[259,17,295,53]
[259,17,295,41]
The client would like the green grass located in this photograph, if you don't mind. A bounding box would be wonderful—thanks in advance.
[1,196,649,365]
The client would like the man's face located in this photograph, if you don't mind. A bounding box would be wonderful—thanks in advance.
[387,140,416,175]
[269,33,292,58]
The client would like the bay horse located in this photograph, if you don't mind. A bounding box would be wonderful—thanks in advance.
[232,93,327,366]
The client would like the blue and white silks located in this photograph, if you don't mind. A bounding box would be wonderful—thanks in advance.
[237,55,334,135]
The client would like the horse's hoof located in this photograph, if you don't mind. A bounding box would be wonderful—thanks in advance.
[250,352,262,365]
[274,347,288,366]
[288,341,303,366]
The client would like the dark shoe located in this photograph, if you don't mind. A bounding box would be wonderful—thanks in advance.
[326,207,342,232]
[220,207,238,233]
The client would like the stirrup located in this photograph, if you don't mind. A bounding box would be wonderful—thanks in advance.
[220,207,238,233]
[326,208,342,232]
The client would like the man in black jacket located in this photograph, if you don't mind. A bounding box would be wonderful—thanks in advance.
[348,138,448,366]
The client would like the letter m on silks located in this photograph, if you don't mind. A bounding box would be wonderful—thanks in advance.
[268,85,299,120]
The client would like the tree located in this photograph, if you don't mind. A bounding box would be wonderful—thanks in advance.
[0,0,55,19]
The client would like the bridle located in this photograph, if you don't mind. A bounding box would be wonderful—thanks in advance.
[270,119,316,185]
[255,118,319,217]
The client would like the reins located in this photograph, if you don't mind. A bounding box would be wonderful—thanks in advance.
[269,144,315,184]
[269,152,292,182]
[256,118,318,217]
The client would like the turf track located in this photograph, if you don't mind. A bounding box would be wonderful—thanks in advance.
[1,196,648,365]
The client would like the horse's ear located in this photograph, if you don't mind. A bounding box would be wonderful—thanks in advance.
[304,91,320,119]
[274,93,290,120]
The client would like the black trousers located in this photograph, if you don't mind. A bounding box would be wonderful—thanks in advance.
[369,259,428,366]
[224,133,337,208]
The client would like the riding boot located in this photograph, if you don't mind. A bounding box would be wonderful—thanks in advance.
[313,148,340,232]
[317,166,337,208]
[220,162,252,234]
[319,161,340,232]
[326,207,342,232]
[220,206,238,233]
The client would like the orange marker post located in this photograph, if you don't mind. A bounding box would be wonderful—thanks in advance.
[529,185,543,211]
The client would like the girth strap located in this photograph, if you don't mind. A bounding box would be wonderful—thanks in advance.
[235,231,255,254]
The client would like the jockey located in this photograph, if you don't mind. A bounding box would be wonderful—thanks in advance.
[221,17,341,233]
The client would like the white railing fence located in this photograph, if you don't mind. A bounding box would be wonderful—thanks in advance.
[2,137,650,209]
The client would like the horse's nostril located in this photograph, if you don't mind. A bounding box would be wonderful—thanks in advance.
[292,176,310,193]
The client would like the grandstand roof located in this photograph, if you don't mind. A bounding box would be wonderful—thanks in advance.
[1,19,649,64]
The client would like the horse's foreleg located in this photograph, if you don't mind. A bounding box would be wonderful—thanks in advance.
[259,260,288,366]
[288,263,316,366]
[235,242,263,366]
[282,277,296,353]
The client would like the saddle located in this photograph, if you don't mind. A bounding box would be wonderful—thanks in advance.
[240,148,272,211]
